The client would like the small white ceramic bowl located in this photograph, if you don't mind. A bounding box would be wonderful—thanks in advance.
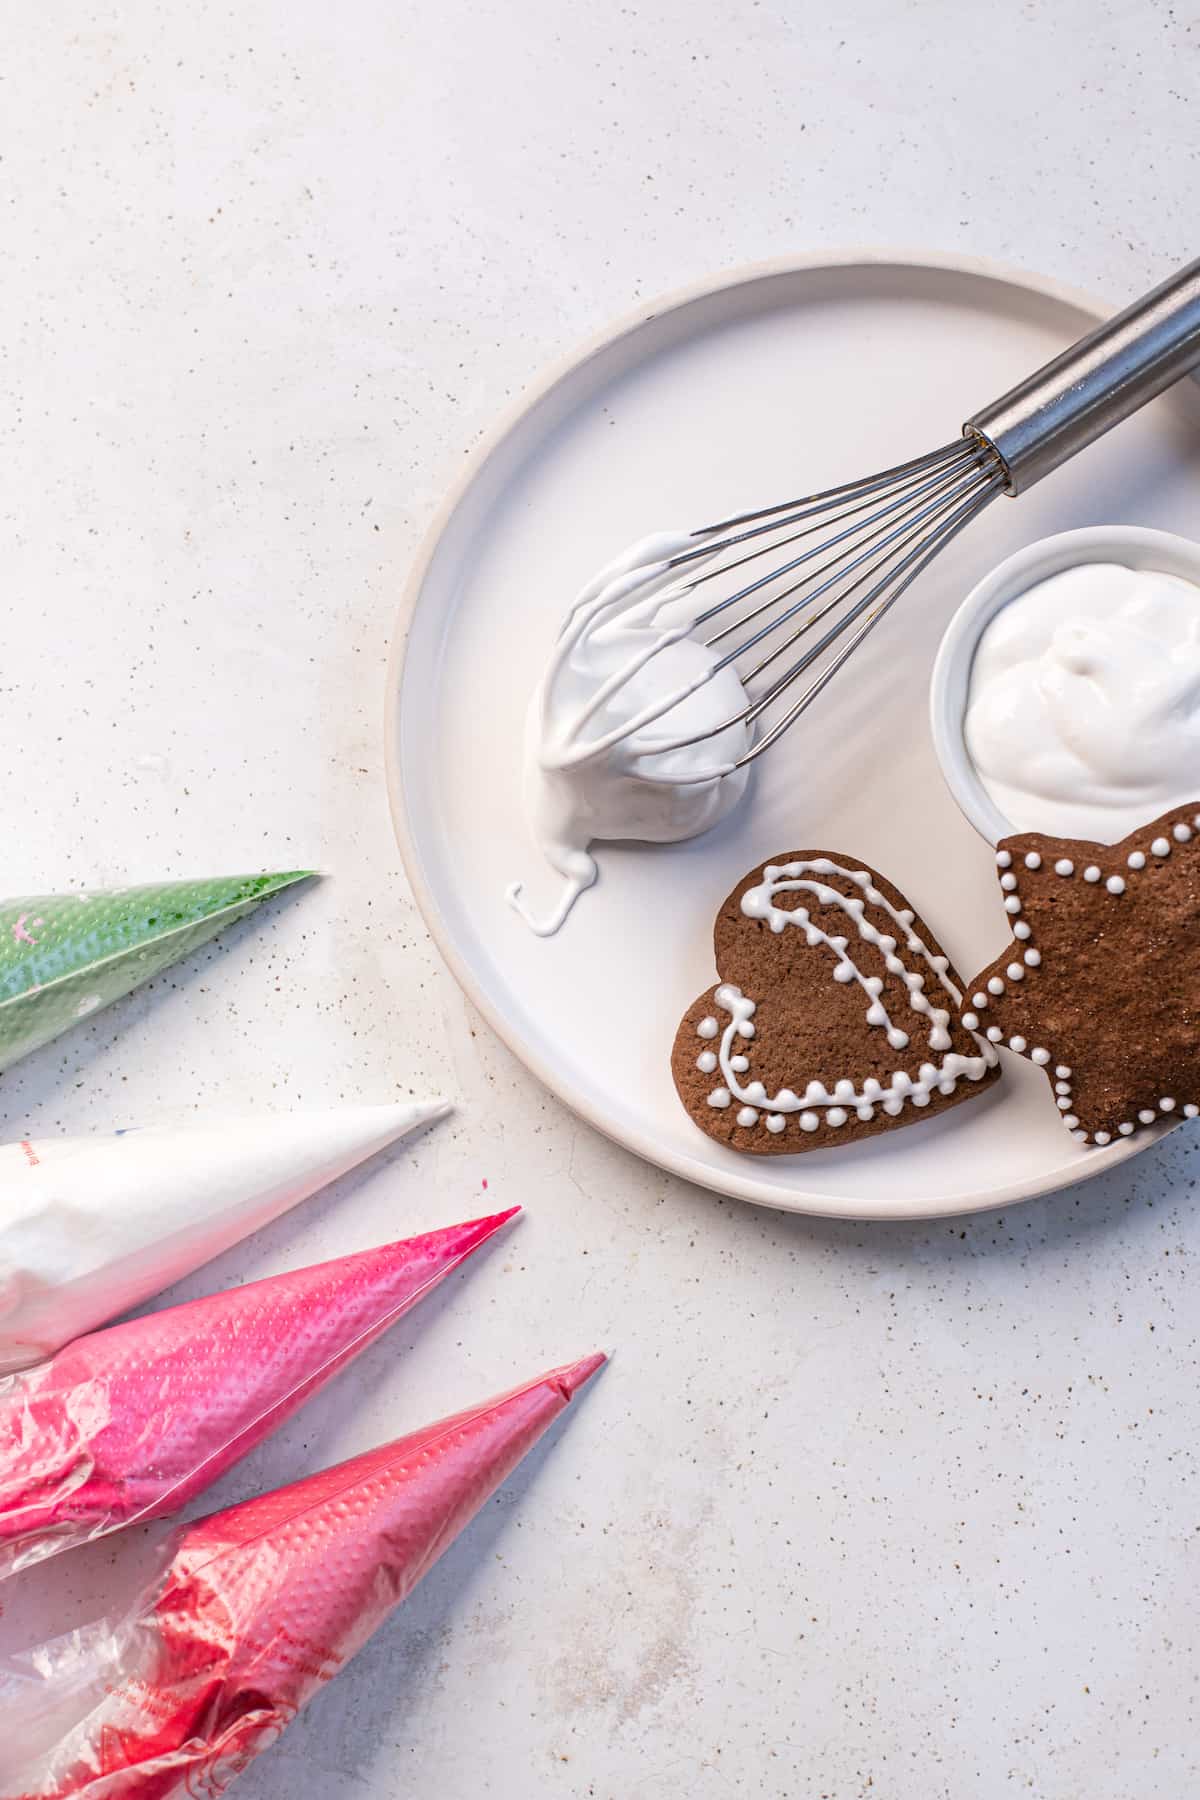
[930,524,1200,846]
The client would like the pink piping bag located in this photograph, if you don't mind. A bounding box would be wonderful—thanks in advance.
[0,1209,518,1578]
[1,1352,604,1798]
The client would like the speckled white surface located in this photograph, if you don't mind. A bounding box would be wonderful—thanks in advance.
[1,4,1199,1795]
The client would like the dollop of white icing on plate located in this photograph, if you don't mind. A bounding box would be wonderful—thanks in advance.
[508,532,750,935]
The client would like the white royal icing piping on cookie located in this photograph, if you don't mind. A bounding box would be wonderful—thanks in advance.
[695,858,997,1129]
[986,814,1200,1145]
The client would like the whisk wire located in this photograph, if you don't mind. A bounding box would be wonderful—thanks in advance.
[739,476,1002,762]
[702,455,992,672]
[692,451,981,642]
[737,465,1001,698]
[624,442,1002,764]
[554,436,1005,777]
[685,437,979,552]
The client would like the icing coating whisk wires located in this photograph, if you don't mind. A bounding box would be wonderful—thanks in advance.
[657,437,1005,766]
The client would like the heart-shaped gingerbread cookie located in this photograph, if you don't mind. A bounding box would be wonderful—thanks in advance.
[672,851,1001,1155]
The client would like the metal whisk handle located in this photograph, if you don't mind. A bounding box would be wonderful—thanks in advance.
[965,255,1200,494]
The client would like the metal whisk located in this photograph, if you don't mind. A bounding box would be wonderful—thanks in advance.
[618,256,1200,770]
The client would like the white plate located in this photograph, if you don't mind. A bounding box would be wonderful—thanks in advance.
[386,251,1200,1220]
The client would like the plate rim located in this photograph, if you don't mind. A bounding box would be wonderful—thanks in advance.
[385,246,1178,1221]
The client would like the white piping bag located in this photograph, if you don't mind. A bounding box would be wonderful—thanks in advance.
[0,1101,448,1371]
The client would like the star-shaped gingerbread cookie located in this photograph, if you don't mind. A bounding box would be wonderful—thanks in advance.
[962,801,1200,1145]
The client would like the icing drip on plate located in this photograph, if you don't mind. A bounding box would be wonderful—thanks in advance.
[508,532,751,935]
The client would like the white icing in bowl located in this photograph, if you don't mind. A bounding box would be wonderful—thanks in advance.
[930,527,1200,847]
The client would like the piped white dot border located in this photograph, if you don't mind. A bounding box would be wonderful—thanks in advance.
[979,814,1200,1147]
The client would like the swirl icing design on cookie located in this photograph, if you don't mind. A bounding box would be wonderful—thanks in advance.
[696,858,998,1127]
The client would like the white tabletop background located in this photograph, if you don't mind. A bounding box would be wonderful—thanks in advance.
[2,4,1198,1796]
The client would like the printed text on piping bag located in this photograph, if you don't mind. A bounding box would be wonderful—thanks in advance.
[0,872,313,1073]
[1,1352,604,1798]
[0,1211,517,1578]
[0,1101,449,1372]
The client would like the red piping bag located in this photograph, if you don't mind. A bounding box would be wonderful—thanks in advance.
[2,1352,603,1798]
[0,1209,517,1577]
